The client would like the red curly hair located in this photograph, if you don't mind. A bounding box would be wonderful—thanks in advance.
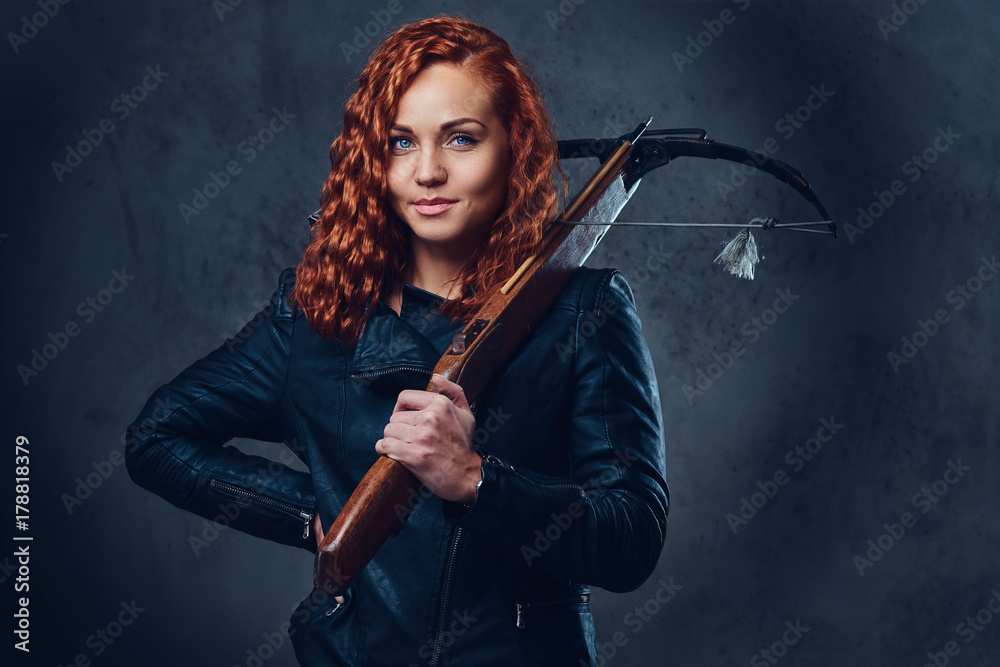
[291,16,561,345]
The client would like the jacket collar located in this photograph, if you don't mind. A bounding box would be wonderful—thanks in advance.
[349,285,464,379]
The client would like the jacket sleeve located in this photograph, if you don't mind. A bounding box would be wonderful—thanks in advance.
[124,269,317,552]
[445,270,669,592]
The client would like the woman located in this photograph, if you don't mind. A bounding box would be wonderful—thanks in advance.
[126,16,668,666]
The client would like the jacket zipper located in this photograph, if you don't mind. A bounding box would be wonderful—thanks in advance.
[515,594,591,629]
[351,363,432,381]
[427,525,464,667]
[209,478,314,539]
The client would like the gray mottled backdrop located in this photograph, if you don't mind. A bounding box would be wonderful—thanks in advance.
[2,1,998,665]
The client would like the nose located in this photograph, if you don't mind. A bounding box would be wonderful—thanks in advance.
[415,147,446,187]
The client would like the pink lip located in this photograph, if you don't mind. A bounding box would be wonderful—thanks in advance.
[413,198,457,216]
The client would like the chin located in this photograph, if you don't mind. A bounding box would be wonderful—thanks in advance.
[407,220,464,241]
[414,232,466,247]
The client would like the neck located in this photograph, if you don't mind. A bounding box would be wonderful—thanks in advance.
[405,239,473,300]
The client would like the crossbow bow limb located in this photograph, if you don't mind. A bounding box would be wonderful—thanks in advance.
[555,125,836,280]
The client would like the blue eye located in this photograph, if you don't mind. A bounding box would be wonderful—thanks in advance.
[391,136,412,150]
[452,134,479,147]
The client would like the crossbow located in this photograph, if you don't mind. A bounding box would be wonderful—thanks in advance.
[314,116,836,594]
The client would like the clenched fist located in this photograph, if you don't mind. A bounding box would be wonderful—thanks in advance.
[375,374,482,504]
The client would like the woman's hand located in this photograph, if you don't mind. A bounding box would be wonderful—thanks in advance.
[376,374,482,504]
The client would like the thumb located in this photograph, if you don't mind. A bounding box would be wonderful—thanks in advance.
[430,374,471,412]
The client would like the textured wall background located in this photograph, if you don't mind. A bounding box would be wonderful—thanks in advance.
[2,1,998,665]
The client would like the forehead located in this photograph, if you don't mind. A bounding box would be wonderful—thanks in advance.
[394,62,498,125]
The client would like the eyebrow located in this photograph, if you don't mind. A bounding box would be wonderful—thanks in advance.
[391,117,487,133]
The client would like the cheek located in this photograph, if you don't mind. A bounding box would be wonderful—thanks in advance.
[386,163,407,207]
[487,161,510,209]
[470,153,509,204]
[386,163,400,194]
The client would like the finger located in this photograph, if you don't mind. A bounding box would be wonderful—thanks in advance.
[389,408,447,434]
[382,422,419,443]
[375,437,402,460]
[388,408,422,425]
[392,388,444,413]
[430,374,471,412]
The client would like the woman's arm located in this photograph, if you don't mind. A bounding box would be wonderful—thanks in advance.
[125,269,318,552]
[444,270,669,592]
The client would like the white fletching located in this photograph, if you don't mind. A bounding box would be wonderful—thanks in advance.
[714,229,759,280]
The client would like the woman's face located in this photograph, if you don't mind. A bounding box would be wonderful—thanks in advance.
[386,62,510,261]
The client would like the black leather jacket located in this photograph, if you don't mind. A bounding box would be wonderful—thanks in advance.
[125,265,668,666]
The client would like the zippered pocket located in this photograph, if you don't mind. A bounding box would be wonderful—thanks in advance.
[515,593,591,629]
[209,477,314,539]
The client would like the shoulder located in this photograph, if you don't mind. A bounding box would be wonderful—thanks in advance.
[553,267,637,317]
[271,266,299,321]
